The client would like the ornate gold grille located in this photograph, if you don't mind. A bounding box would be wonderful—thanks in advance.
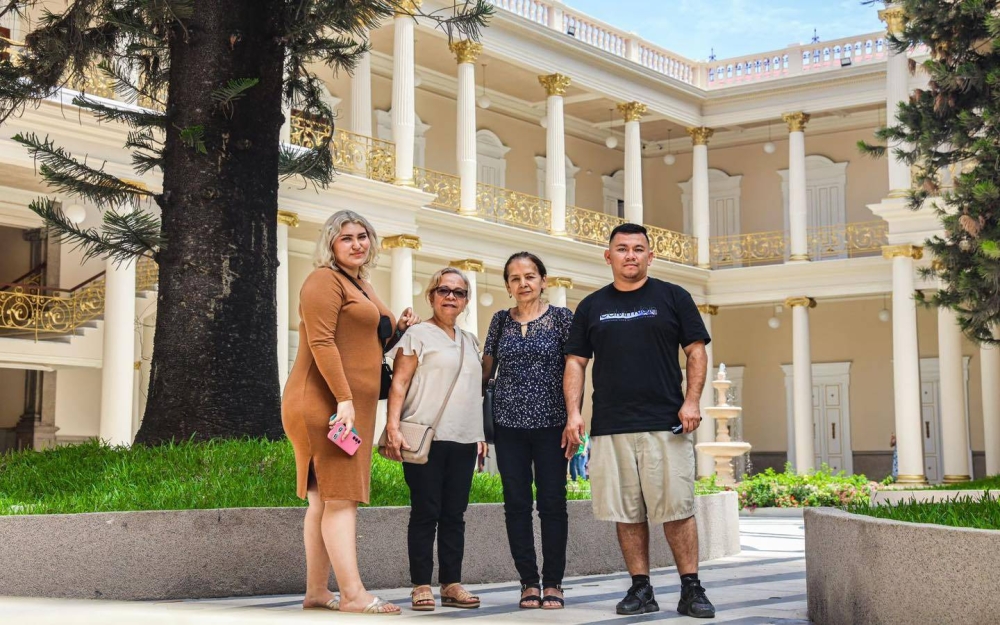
[808,220,889,260]
[0,257,158,339]
[414,168,461,211]
[709,230,787,268]
[566,205,625,247]
[646,225,697,265]
[476,183,551,232]
[289,114,396,183]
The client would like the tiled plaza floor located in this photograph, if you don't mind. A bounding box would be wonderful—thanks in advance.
[0,518,808,624]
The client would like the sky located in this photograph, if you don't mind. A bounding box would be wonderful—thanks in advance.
[563,0,885,61]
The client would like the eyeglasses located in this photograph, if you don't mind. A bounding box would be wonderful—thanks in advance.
[433,287,469,300]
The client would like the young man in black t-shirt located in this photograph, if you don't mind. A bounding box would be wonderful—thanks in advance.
[562,223,715,619]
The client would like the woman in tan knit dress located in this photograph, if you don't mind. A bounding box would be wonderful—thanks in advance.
[282,210,417,615]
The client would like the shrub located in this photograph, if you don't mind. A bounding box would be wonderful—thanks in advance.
[736,464,873,510]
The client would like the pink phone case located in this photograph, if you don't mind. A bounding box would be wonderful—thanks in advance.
[328,423,362,456]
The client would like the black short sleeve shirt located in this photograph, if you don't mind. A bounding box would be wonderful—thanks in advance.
[563,278,711,436]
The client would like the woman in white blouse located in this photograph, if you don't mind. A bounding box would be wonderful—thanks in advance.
[385,267,486,612]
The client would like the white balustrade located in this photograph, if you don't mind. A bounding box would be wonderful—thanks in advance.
[489,0,550,26]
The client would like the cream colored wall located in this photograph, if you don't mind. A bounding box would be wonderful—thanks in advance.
[0,369,25,428]
[713,299,985,455]
[642,127,888,234]
[0,226,31,283]
[54,368,102,438]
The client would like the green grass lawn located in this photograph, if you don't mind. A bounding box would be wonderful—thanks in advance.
[926,474,1000,491]
[0,439,600,515]
[848,493,1000,530]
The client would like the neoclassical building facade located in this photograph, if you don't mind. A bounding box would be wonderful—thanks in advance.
[1,2,997,484]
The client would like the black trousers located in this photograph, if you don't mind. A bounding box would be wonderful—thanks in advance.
[494,425,568,588]
[403,440,478,586]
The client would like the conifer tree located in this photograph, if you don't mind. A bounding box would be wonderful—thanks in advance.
[0,1,491,444]
[861,0,1000,343]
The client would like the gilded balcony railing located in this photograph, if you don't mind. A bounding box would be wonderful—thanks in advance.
[476,183,551,233]
[646,225,697,265]
[709,230,787,268]
[566,205,625,247]
[808,220,889,260]
[289,114,396,184]
[414,167,461,211]
[0,257,158,339]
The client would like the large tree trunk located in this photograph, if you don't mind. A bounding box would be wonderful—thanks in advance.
[135,0,286,444]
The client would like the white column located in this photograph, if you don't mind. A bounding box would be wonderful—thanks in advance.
[99,258,137,446]
[391,2,420,185]
[546,277,572,308]
[351,28,373,138]
[687,127,714,268]
[783,112,811,261]
[277,211,298,388]
[786,297,816,473]
[880,7,912,196]
[883,244,927,484]
[981,328,1000,476]
[452,41,482,216]
[539,74,570,236]
[450,259,483,336]
[620,101,647,225]
[696,305,718,477]
[383,235,420,315]
[937,306,971,483]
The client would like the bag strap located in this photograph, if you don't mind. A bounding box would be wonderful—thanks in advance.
[487,310,509,382]
[427,331,466,431]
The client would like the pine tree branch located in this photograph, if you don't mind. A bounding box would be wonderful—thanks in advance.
[14,132,155,209]
[29,196,161,264]
[73,95,167,128]
[278,142,333,187]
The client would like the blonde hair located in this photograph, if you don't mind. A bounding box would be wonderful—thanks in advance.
[313,210,379,278]
[425,267,471,304]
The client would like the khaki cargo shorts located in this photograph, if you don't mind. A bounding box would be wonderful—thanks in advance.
[590,430,696,524]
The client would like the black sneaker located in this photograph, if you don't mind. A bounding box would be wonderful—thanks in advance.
[677,581,716,618]
[615,581,659,615]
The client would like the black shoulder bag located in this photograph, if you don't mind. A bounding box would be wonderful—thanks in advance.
[334,267,394,400]
[482,310,509,444]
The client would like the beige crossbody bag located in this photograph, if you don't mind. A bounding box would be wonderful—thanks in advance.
[377,331,465,465]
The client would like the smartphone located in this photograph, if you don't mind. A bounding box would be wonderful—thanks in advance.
[328,420,362,456]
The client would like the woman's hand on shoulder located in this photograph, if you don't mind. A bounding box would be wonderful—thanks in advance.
[396,307,420,333]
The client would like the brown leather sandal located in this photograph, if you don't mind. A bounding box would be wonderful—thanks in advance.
[440,583,480,609]
[410,586,435,611]
[519,583,542,609]
[541,584,565,610]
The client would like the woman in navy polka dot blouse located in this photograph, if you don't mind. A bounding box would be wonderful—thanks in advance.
[482,251,574,610]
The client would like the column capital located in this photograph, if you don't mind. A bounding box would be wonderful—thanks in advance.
[381,234,421,250]
[782,112,811,133]
[882,244,923,260]
[277,210,300,227]
[394,0,422,16]
[784,296,816,309]
[449,40,483,64]
[538,73,571,96]
[878,6,906,35]
[449,259,484,273]
[617,101,647,123]
[547,276,574,289]
[686,126,715,146]
[697,304,719,315]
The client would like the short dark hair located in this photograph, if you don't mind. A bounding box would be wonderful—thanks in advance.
[503,251,547,282]
[609,223,649,245]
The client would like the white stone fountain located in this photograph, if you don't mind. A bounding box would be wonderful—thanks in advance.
[696,364,751,487]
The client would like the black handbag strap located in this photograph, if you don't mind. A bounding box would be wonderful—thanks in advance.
[487,310,509,382]
[331,266,393,358]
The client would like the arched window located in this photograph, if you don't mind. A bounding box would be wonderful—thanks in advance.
[476,129,511,189]
[823,47,831,62]
[726,64,733,78]
[802,51,811,66]
[876,38,884,54]
[763,58,771,73]
[865,39,873,55]
[833,45,842,60]
[783,54,790,69]
[736,63,743,77]
[535,155,580,207]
